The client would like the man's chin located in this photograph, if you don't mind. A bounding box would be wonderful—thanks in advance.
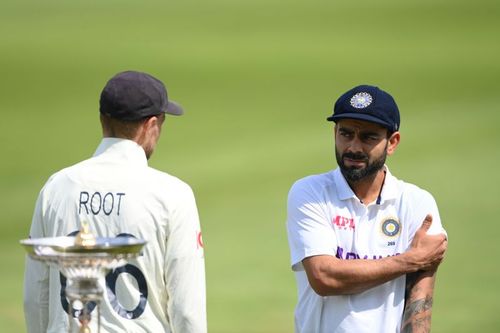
[340,167,365,182]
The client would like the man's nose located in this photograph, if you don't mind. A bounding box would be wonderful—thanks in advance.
[347,136,363,154]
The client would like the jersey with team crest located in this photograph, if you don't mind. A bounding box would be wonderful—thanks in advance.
[287,167,445,333]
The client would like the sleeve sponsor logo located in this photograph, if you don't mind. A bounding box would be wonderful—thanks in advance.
[196,231,204,249]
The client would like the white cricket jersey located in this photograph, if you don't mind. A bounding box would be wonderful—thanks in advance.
[286,167,446,333]
[24,138,206,333]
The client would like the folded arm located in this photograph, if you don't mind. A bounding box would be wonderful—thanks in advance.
[303,252,417,296]
[302,215,446,296]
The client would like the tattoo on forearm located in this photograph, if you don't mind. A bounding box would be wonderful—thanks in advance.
[402,272,435,333]
[403,315,432,333]
[402,296,433,323]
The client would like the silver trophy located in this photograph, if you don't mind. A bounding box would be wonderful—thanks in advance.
[20,222,146,333]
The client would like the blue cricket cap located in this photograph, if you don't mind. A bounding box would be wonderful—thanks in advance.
[327,85,400,132]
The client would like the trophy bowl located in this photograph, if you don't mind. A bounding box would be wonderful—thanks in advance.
[21,227,147,333]
[20,236,146,256]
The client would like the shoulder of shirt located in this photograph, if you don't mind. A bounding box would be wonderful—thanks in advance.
[41,161,84,189]
[41,156,103,183]
[40,159,194,196]
[289,170,335,195]
[390,174,437,204]
[145,166,193,192]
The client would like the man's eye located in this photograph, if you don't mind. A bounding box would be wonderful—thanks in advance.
[361,135,379,141]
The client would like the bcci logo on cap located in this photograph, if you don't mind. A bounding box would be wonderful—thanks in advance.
[350,92,373,109]
[381,217,401,237]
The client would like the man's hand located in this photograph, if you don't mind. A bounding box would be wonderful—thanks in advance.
[302,214,447,296]
[405,215,447,272]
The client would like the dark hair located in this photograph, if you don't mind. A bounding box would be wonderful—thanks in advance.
[100,113,147,139]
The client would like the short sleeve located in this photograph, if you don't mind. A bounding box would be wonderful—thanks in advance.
[286,179,337,271]
[405,187,447,244]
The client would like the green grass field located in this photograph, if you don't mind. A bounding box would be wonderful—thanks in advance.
[1,0,499,332]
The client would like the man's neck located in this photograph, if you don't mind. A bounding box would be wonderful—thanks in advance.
[347,169,386,205]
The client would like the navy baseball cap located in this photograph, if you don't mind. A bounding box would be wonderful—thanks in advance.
[100,71,183,121]
[327,85,400,132]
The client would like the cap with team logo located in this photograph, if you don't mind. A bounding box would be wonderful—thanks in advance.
[327,85,400,132]
[100,70,183,121]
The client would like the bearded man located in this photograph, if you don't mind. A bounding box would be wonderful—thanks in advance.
[286,85,448,333]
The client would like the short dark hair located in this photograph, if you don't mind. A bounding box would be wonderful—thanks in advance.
[100,113,147,139]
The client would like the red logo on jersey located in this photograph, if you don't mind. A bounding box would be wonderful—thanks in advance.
[197,231,204,249]
[333,215,355,230]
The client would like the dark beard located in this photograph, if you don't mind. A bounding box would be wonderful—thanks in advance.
[335,147,387,183]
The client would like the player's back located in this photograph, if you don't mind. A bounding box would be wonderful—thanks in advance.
[30,138,203,333]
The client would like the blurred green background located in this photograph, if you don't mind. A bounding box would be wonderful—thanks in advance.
[1,0,499,332]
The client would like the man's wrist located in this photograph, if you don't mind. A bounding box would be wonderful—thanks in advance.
[395,251,420,274]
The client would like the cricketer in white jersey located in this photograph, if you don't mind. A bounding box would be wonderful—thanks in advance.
[286,85,447,333]
[24,71,207,333]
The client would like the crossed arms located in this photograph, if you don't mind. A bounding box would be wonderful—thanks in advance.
[302,215,447,332]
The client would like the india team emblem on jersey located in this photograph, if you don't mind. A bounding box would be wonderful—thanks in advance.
[350,92,373,109]
[380,217,401,237]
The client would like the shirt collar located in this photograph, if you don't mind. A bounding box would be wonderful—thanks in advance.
[93,138,148,167]
[333,165,400,204]
[333,167,356,201]
[379,166,399,202]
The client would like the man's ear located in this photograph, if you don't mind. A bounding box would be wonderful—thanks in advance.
[387,131,401,156]
[144,115,158,130]
[134,116,156,144]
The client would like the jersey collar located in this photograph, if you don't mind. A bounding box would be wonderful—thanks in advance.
[333,168,356,201]
[378,167,399,202]
[93,138,148,167]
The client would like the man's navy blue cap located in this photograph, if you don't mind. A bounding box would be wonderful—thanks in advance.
[100,70,183,121]
[327,85,400,132]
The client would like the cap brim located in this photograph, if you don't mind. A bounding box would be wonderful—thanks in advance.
[327,113,391,129]
[165,100,184,116]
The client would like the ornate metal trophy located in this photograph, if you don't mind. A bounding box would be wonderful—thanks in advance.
[20,222,146,333]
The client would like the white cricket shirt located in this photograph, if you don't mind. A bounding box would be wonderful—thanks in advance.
[24,138,206,333]
[287,167,445,333]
